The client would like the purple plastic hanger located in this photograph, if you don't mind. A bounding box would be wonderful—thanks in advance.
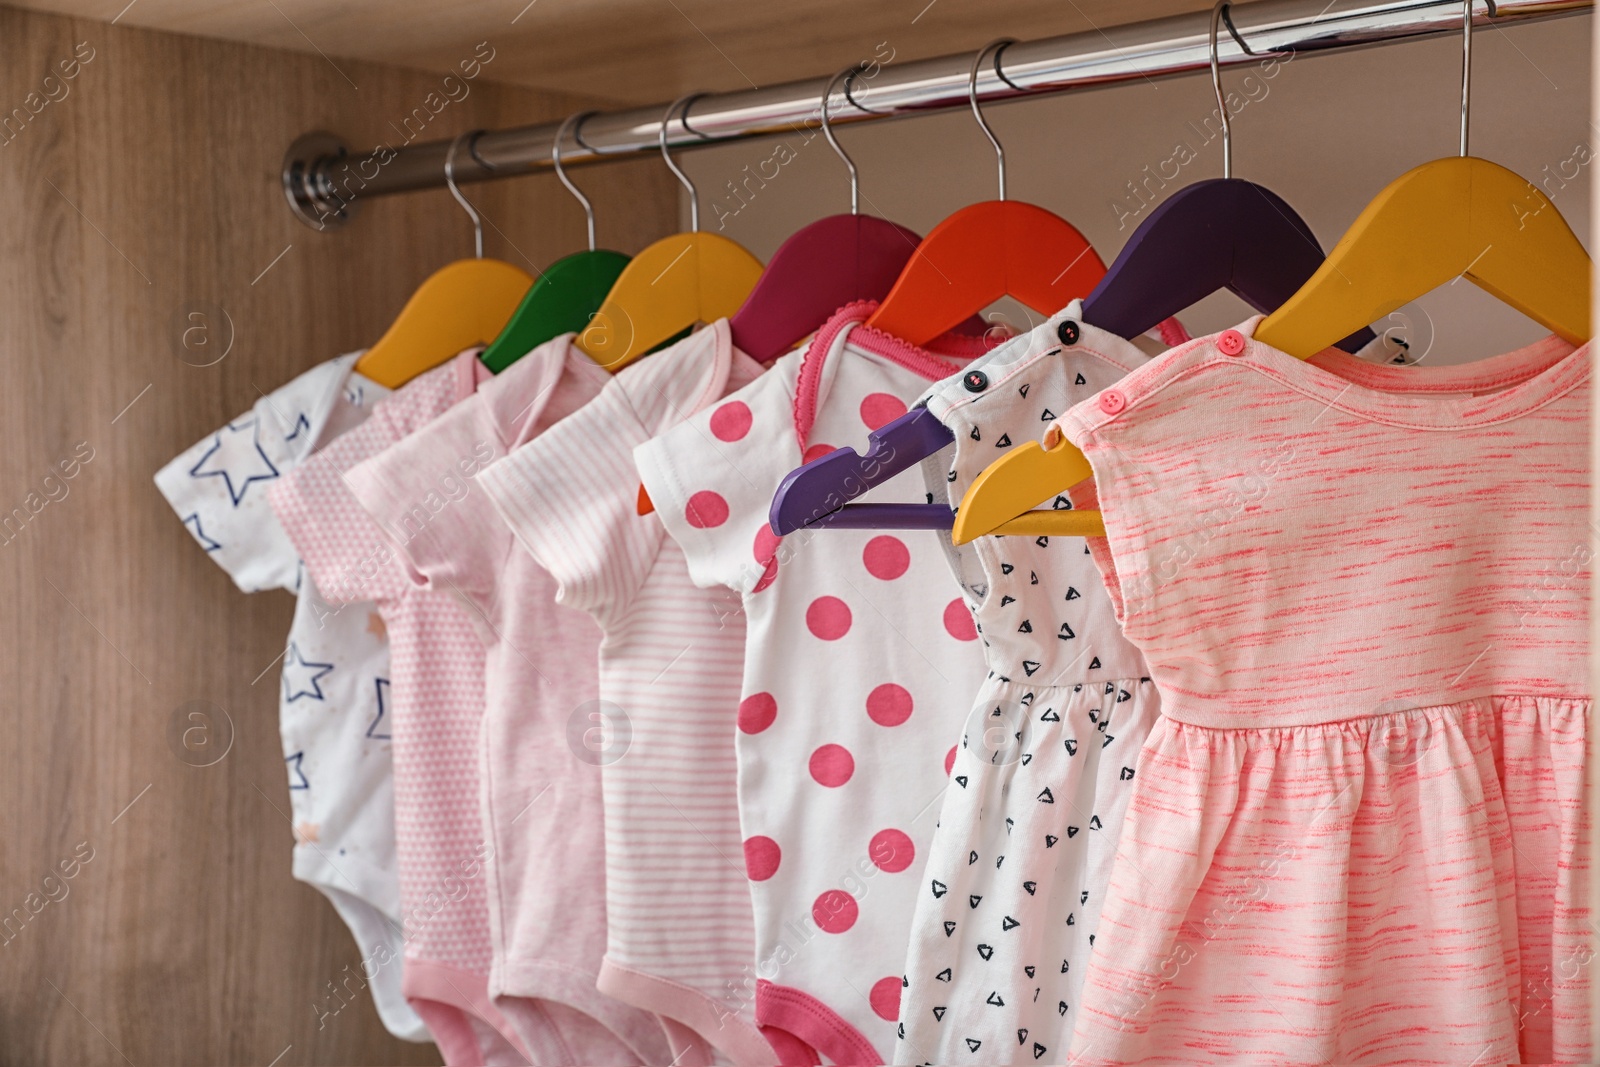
[729,67,984,363]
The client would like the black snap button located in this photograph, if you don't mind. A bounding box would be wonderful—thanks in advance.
[962,370,989,393]
[1057,319,1081,346]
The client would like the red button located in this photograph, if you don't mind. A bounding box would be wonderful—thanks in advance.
[1217,329,1247,356]
[1098,389,1127,415]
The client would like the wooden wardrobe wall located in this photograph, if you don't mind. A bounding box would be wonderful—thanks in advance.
[0,8,676,1065]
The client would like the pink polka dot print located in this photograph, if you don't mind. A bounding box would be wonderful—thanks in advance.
[866,683,913,727]
[812,889,859,934]
[869,976,902,1021]
[739,692,777,734]
[809,744,854,787]
[709,400,753,442]
[859,392,907,431]
[943,597,978,641]
[744,836,781,881]
[862,535,910,580]
[869,828,914,873]
[805,595,851,640]
[802,442,836,464]
[752,525,782,593]
[685,490,729,529]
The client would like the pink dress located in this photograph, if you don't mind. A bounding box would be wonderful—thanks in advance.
[1061,321,1591,1065]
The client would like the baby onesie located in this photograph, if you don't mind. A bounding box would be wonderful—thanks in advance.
[477,321,774,1066]
[636,302,991,1065]
[893,304,1175,1066]
[154,354,425,1043]
[341,337,671,1067]
[270,350,530,1067]
[1064,322,1591,1064]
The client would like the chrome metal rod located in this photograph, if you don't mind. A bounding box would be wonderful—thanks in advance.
[283,0,1588,229]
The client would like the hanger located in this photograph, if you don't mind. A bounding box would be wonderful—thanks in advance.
[727,67,983,362]
[479,112,632,373]
[575,95,765,372]
[1080,3,1375,354]
[769,40,1098,536]
[861,39,1107,346]
[355,132,534,388]
[1254,0,1589,357]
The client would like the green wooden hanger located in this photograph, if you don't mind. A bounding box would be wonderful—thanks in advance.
[481,111,632,373]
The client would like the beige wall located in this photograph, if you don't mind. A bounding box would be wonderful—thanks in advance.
[681,14,1593,364]
[0,8,674,1065]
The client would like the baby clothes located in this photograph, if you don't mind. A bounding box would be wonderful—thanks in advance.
[270,351,529,1067]
[1063,322,1592,1064]
[154,354,425,1043]
[894,304,1173,1066]
[636,302,991,1065]
[478,321,774,1065]
[341,337,672,1067]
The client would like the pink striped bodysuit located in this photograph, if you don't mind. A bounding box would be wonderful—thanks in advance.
[1062,320,1591,1064]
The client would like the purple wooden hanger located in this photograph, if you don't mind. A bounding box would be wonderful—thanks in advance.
[728,67,984,363]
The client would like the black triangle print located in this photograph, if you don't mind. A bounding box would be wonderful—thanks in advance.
[1089,656,1101,668]
[1045,834,1058,847]
[1020,752,1033,765]
[995,433,1012,447]
[999,563,1014,575]
[1081,890,1090,904]
[1121,766,1136,780]
[986,991,1005,1007]
[1058,622,1075,640]
[1075,372,1087,384]
[966,1038,982,1053]
[1019,691,1035,705]
[1019,383,1030,398]
[1022,660,1041,676]
[931,880,948,898]
[1024,965,1036,978]
[1040,408,1056,421]
[1065,586,1081,600]
[1017,1028,1029,1046]
[977,943,994,960]
[1023,880,1037,895]
[1118,688,1131,702]
[1001,916,1020,931]
[933,1006,946,1021]
[935,968,952,982]
[1058,999,1070,1016]
[995,854,1005,869]
[955,775,968,788]
[1065,913,1075,926]
[970,426,981,441]
[969,850,979,865]
[1066,825,1079,837]
[1040,709,1060,722]
[898,1023,905,1039]
[926,492,935,504]
[1051,495,1072,510]
[1090,815,1102,830]
[1005,817,1014,833]
[944,920,957,936]
[1035,536,1049,548]
[1087,708,1099,723]
[1034,1042,1049,1059]
[1064,738,1078,755]
[1102,733,1115,747]
[947,468,958,482]
[990,706,1004,718]
[1090,933,1096,946]
[1037,786,1054,804]
[1000,595,1015,606]
[1061,956,1071,969]
[903,974,909,986]
[1018,620,1033,633]
[969,894,982,909]
[1030,570,1039,584]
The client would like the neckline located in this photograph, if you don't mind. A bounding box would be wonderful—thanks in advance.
[1232,316,1590,430]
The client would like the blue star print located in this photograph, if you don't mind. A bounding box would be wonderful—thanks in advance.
[367,677,392,739]
[282,642,334,703]
[189,417,279,506]
[181,513,221,552]
[286,751,309,790]
[284,411,311,442]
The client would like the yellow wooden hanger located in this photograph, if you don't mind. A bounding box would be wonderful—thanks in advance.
[356,132,533,388]
[576,95,764,372]
[953,0,1592,547]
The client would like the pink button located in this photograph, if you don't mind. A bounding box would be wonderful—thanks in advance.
[1098,389,1127,415]
[1217,329,1247,356]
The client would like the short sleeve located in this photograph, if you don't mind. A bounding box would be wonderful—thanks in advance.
[634,362,801,595]
[479,380,655,626]
[153,356,352,594]
[341,395,509,614]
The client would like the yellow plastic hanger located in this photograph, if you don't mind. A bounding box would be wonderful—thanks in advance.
[954,0,1592,546]
[576,95,764,372]
[356,132,533,388]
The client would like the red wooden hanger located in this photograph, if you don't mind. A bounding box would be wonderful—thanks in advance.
[863,39,1107,347]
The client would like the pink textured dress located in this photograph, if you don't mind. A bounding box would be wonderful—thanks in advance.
[1060,320,1591,1065]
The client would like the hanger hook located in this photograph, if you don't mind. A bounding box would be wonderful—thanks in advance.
[822,67,862,215]
[659,94,705,232]
[553,111,599,252]
[445,131,484,259]
[968,39,1016,202]
[1460,0,1497,156]
[1210,1,1233,179]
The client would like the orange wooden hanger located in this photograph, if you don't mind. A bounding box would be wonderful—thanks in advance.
[863,39,1106,347]
[356,132,532,388]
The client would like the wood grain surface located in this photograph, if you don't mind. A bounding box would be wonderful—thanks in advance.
[0,8,675,1065]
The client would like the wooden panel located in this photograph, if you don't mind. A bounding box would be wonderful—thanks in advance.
[0,0,1219,103]
[0,8,675,1065]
